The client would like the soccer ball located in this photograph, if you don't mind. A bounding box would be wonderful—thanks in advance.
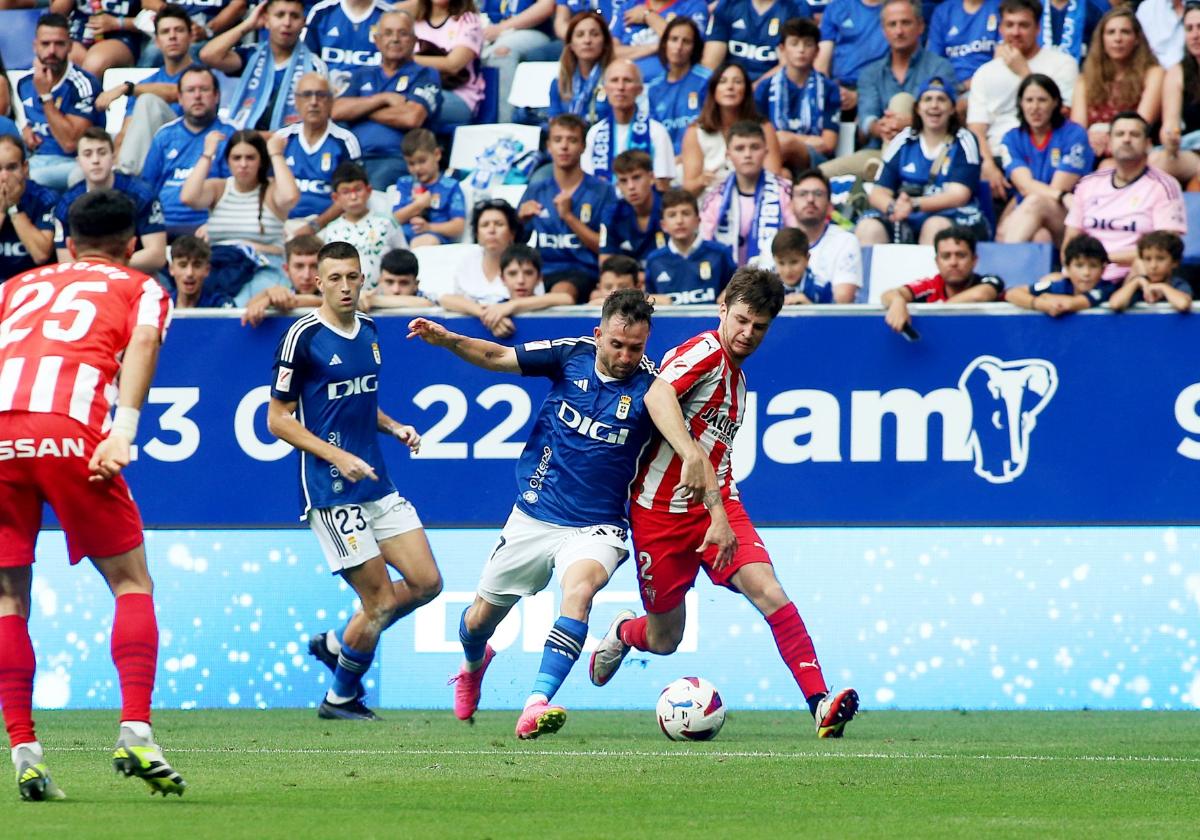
[656,677,726,741]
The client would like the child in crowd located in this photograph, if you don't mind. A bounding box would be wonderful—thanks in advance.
[241,234,324,327]
[599,150,665,265]
[169,236,233,309]
[322,162,406,286]
[1008,234,1115,316]
[644,188,736,305]
[362,249,437,310]
[588,255,642,303]
[392,128,467,248]
[754,18,840,172]
[1108,232,1194,314]
[771,228,830,305]
[441,244,575,338]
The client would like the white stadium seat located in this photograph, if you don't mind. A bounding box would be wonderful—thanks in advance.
[507,61,558,110]
[100,67,156,135]
[414,242,481,301]
[448,123,542,174]
[866,244,938,304]
[7,70,30,126]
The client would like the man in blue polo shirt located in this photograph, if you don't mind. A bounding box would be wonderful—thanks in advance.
[332,10,440,189]
[304,0,390,94]
[644,188,736,305]
[703,0,812,81]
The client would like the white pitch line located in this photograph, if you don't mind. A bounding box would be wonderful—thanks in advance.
[50,746,1200,764]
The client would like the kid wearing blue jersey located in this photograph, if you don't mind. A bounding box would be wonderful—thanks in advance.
[754,17,840,170]
[645,18,710,154]
[771,228,832,304]
[410,289,711,739]
[927,0,1001,85]
[1007,233,1115,314]
[269,241,440,721]
[645,188,737,304]
[599,150,666,265]
[391,128,467,247]
[703,0,812,81]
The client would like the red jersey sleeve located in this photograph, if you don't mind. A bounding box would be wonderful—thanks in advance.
[905,275,945,303]
[657,332,724,398]
[125,276,173,341]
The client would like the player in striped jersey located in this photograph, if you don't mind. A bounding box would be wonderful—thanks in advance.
[0,191,185,800]
[590,267,860,738]
[268,241,441,722]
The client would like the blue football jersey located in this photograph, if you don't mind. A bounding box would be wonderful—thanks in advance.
[753,68,841,136]
[998,121,1093,204]
[646,65,710,154]
[783,267,832,303]
[0,181,57,279]
[272,311,396,516]
[706,0,810,81]
[818,0,888,86]
[644,239,736,304]
[278,122,362,219]
[140,117,236,232]
[1029,276,1116,308]
[53,173,165,248]
[599,190,665,264]
[522,175,616,276]
[927,0,1000,84]
[341,62,441,156]
[304,0,388,93]
[610,0,708,47]
[392,174,467,240]
[17,66,101,158]
[878,127,983,196]
[514,337,657,529]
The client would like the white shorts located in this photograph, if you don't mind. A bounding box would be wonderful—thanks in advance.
[477,506,630,607]
[308,492,424,574]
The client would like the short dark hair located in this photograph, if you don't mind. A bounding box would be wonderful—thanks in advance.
[1063,234,1109,266]
[1110,111,1150,137]
[381,248,419,276]
[661,187,698,213]
[67,189,135,256]
[318,241,362,268]
[286,234,323,261]
[771,228,810,258]
[999,0,1042,19]
[934,224,978,255]
[0,134,27,163]
[600,254,640,282]
[728,119,766,142]
[724,267,785,318]
[500,243,541,274]
[79,126,114,150]
[35,13,70,33]
[656,16,703,69]
[170,235,211,264]
[1137,230,1184,263]
[332,161,369,191]
[265,0,306,9]
[548,113,588,142]
[155,4,193,33]
[401,127,439,157]
[601,287,654,327]
[780,17,820,46]
[178,65,219,94]
[613,149,653,175]
[471,198,522,242]
[1016,74,1066,131]
[794,168,831,194]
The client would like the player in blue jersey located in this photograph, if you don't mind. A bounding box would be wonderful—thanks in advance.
[646,18,710,154]
[304,0,390,94]
[140,66,235,236]
[644,188,737,305]
[268,241,441,721]
[518,114,617,302]
[703,0,811,82]
[927,0,1001,86]
[0,136,57,279]
[409,290,717,739]
[599,150,665,265]
[392,128,467,246]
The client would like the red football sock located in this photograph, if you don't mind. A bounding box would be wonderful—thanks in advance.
[111,593,158,724]
[618,615,650,652]
[766,602,828,699]
[0,614,37,747]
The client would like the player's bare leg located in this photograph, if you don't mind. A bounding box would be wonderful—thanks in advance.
[92,546,186,795]
[516,559,608,740]
[450,596,511,721]
[730,562,858,738]
[319,555,399,721]
[590,603,687,686]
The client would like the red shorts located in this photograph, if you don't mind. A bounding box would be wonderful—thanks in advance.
[0,412,144,567]
[630,498,770,614]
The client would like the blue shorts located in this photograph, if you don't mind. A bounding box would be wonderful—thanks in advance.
[860,205,991,243]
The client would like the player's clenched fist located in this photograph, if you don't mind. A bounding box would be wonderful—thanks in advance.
[88,433,132,482]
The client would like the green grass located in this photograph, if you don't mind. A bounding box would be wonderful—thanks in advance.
[5,710,1198,838]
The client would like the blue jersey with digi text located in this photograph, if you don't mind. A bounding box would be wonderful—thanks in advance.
[706,0,811,81]
[646,64,710,154]
[927,0,1000,84]
[271,311,396,516]
[522,174,616,276]
[644,239,737,304]
[878,127,983,197]
[277,122,362,219]
[392,174,467,241]
[52,173,165,249]
[0,181,57,280]
[304,0,389,93]
[514,336,657,529]
[17,66,101,159]
[1029,276,1116,308]
[140,116,235,232]
[997,121,1093,204]
[753,68,841,137]
[600,189,665,264]
[818,0,888,86]
[784,267,832,303]
[341,61,441,157]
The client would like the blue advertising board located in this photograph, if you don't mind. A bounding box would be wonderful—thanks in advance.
[124,307,1200,527]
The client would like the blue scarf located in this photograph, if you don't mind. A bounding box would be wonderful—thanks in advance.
[570,64,606,122]
[767,69,828,135]
[714,170,785,262]
[1040,0,1085,60]
[227,41,318,131]
[590,102,652,182]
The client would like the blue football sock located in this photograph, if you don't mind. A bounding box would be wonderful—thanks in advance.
[530,616,588,703]
[459,607,491,667]
[330,642,373,701]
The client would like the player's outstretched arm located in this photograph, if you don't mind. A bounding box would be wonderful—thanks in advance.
[267,397,379,482]
[407,317,520,373]
[644,378,706,504]
[89,324,162,482]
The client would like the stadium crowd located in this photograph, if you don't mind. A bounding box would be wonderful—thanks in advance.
[0,0,1195,325]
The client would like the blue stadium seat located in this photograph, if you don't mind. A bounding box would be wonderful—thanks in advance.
[976,242,1053,286]
[0,10,42,70]
[477,66,500,125]
[1184,193,1200,267]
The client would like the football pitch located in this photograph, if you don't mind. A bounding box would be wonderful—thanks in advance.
[5,710,1198,837]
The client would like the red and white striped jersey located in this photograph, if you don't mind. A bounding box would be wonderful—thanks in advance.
[0,260,171,433]
[632,330,745,514]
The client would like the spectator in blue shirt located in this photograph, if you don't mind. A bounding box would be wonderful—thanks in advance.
[927,0,1001,87]
[168,234,236,309]
[60,0,147,79]
[1007,233,1115,314]
[0,135,57,280]
[599,149,665,265]
[548,10,614,123]
[644,187,736,305]
[755,17,840,171]
[645,17,710,155]
[815,0,889,113]
[770,227,832,304]
[703,0,812,82]
[609,0,709,84]
[304,0,392,95]
[392,127,466,246]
